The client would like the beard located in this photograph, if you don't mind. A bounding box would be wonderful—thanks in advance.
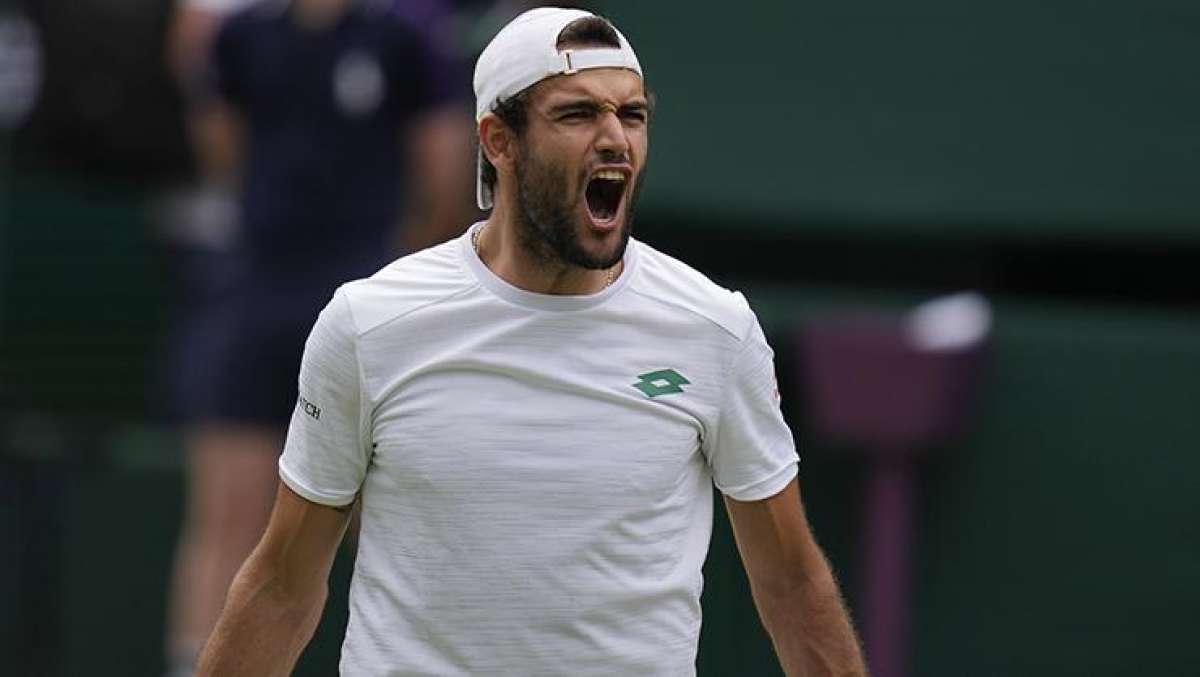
[513,142,644,271]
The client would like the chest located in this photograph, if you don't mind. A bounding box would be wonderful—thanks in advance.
[359,311,727,505]
[236,19,406,122]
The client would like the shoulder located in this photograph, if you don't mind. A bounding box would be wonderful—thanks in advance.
[337,236,476,335]
[627,240,756,341]
[220,2,270,31]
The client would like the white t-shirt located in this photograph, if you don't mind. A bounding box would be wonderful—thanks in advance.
[279,224,799,676]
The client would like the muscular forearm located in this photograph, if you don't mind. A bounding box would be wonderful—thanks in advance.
[195,555,327,677]
[752,566,866,677]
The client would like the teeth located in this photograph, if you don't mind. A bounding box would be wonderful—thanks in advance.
[593,170,626,182]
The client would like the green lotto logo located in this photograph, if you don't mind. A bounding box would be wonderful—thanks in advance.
[633,369,690,398]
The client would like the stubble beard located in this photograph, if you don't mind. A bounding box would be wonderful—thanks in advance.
[513,143,644,271]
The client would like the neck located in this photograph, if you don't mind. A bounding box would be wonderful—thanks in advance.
[476,198,621,296]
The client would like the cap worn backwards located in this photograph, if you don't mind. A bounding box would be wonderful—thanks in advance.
[472,7,643,210]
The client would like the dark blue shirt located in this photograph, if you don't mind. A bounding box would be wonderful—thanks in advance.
[213,1,457,287]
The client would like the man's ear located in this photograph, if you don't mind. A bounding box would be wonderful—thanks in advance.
[479,113,516,176]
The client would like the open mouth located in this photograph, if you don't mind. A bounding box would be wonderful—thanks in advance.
[585,170,628,224]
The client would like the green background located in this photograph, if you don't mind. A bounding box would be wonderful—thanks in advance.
[3,0,1199,674]
[596,1,1200,239]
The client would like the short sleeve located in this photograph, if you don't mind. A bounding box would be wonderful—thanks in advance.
[385,17,466,113]
[706,309,800,501]
[278,289,371,506]
[411,26,468,108]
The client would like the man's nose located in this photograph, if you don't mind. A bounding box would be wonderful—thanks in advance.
[593,111,630,157]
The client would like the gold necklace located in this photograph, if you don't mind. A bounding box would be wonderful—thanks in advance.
[473,225,616,288]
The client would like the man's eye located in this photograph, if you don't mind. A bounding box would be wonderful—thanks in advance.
[561,110,591,120]
[622,111,647,123]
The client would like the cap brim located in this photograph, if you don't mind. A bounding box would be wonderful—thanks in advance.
[476,146,492,210]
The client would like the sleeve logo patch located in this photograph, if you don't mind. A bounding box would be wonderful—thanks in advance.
[297,395,322,421]
[633,369,690,398]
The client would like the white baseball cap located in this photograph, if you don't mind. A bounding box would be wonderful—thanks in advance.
[473,7,643,210]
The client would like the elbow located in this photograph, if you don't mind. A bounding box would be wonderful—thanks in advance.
[749,565,845,633]
[232,553,329,619]
[753,560,838,601]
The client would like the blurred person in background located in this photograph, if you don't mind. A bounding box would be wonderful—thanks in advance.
[159,5,257,676]
[195,8,864,675]
[161,0,475,674]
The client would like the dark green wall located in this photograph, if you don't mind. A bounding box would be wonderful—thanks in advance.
[595,1,1200,239]
[0,177,166,414]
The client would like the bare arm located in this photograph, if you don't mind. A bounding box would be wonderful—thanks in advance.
[195,483,353,677]
[725,478,867,676]
[165,4,219,85]
[166,4,244,182]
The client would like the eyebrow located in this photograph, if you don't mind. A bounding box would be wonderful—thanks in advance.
[546,98,650,116]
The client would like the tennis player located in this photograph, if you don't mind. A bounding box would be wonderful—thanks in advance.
[196,7,865,675]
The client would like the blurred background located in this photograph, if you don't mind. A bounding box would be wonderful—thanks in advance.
[1,1,1198,676]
